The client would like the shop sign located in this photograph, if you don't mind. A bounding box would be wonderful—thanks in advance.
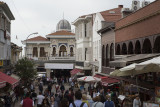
[143,102,159,107]
[0,60,3,66]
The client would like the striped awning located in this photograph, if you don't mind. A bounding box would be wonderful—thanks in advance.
[0,79,6,88]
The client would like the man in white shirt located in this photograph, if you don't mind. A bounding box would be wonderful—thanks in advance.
[37,92,45,107]
[133,95,141,107]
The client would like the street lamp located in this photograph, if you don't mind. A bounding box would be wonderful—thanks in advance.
[25,32,38,58]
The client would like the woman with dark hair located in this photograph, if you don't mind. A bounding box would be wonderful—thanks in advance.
[60,98,69,107]
[92,96,104,107]
[41,98,50,107]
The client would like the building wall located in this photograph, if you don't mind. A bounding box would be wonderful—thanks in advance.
[115,0,160,43]
[75,19,93,62]
[93,13,104,72]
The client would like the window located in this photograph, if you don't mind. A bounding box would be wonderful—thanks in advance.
[85,48,87,60]
[40,47,45,57]
[33,47,38,57]
[70,47,74,56]
[52,47,56,56]
[85,24,87,37]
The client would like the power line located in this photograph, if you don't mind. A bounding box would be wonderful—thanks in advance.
[7,0,32,33]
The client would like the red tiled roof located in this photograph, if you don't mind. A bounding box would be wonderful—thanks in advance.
[27,36,49,41]
[0,72,19,88]
[100,7,122,22]
[48,30,75,36]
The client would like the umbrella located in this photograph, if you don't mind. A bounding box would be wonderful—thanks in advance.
[77,76,101,82]
[110,63,136,76]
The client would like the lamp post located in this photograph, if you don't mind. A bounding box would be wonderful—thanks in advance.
[25,32,38,58]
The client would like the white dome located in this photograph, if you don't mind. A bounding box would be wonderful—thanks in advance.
[56,19,71,32]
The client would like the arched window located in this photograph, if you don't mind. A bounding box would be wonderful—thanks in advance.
[154,36,160,53]
[102,45,105,66]
[70,47,74,56]
[52,47,56,56]
[106,45,109,67]
[40,47,45,57]
[116,44,120,55]
[110,43,114,61]
[128,42,134,54]
[59,45,67,57]
[142,38,152,54]
[135,40,141,54]
[33,47,38,57]
[122,43,127,55]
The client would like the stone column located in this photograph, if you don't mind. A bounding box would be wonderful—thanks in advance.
[46,69,51,78]
[92,65,96,76]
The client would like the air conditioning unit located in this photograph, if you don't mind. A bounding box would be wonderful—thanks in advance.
[121,8,130,12]
[132,0,140,11]
[142,1,150,8]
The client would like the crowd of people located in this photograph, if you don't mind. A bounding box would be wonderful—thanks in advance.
[0,76,141,107]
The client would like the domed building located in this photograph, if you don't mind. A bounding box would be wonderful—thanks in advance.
[22,19,76,78]
[56,19,71,32]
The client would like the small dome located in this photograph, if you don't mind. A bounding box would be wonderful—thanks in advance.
[56,19,71,32]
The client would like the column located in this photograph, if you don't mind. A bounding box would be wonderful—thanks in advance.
[38,47,40,57]
[46,69,51,78]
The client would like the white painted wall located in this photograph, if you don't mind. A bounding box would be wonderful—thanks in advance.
[92,13,105,72]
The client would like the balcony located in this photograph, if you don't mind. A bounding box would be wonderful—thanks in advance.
[30,56,75,61]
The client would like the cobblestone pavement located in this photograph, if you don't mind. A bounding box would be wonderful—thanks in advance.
[13,83,71,107]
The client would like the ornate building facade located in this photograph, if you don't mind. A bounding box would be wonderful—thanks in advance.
[22,19,76,78]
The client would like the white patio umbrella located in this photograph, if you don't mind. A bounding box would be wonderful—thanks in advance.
[77,76,101,82]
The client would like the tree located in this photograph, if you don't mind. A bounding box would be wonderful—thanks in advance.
[15,57,37,86]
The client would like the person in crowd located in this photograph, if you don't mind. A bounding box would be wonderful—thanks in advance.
[1,92,12,107]
[104,95,115,107]
[59,98,69,107]
[54,94,60,107]
[92,96,104,107]
[20,92,34,107]
[133,95,141,107]
[87,93,94,107]
[68,89,74,104]
[60,84,65,94]
[30,83,34,92]
[48,83,52,96]
[69,90,88,107]
[37,92,45,107]
[55,84,60,93]
[39,83,43,94]
[82,94,90,107]
[50,96,55,107]
[31,90,37,103]
[41,98,50,107]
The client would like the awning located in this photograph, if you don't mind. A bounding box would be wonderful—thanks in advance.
[94,74,120,86]
[11,74,20,81]
[70,69,82,75]
[0,79,6,88]
[0,72,19,88]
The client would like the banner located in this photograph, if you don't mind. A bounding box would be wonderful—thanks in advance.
[45,63,73,69]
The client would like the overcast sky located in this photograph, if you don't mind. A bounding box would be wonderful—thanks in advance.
[2,0,155,48]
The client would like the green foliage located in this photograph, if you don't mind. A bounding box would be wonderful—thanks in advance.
[15,57,37,83]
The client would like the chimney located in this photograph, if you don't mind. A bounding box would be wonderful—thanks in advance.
[118,5,123,8]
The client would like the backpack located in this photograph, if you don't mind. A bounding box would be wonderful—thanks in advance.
[72,102,85,107]
[105,101,114,107]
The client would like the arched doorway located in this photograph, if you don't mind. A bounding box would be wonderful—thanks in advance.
[122,43,127,55]
[102,45,105,66]
[116,44,120,55]
[70,47,74,56]
[59,45,67,57]
[40,47,45,57]
[128,42,134,54]
[52,47,56,56]
[142,39,152,54]
[154,36,160,53]
[135,40,141,54]
[110,43,114,61]
[106,44,109,67]
[33,47,38,57]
